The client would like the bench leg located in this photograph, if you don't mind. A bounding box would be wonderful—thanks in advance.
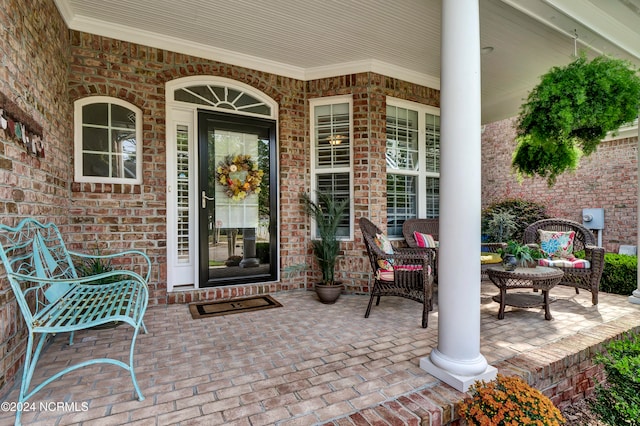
[15,324,145,426]
[129,326,145,401]
[16,332,47,425]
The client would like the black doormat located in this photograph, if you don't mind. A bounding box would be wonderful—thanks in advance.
[189,295,282,320]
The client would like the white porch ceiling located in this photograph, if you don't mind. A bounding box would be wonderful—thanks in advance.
[54,0,640,124]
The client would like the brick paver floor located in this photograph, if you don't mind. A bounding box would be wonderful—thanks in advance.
[2,281,640,425]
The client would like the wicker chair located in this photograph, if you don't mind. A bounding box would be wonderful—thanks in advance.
[523,218,605,305]
[402,218,439,281]
[359,218,434,328]
[403,218,439,243]
[402,218,505,281]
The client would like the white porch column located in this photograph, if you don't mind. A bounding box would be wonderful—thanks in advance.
[630,118,640,304]
[420,0,496,391]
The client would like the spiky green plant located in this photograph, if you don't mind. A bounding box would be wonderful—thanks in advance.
[300,191,349,285]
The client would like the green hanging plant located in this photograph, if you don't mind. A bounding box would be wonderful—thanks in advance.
[513,55,640,185]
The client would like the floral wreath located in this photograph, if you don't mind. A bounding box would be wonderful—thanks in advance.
[215,154,264,201]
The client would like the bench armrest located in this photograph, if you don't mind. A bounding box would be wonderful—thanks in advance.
[10,269,148,287]
[69,249,152,282]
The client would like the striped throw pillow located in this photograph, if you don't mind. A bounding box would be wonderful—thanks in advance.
[413,231,437,248]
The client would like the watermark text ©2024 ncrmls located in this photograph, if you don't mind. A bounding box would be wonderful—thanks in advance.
[1,401,89,413]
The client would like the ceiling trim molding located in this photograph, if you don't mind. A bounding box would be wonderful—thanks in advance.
[53,0,74,23]
[55,0,440,89]
[60,13,308,80]
[604,119,639,142]
[304,60,440,89]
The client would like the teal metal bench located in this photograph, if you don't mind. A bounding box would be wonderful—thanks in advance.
[0,218,150,425]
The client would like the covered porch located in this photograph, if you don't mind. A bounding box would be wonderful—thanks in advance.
[2,0,640,422]
[2,282,639,425]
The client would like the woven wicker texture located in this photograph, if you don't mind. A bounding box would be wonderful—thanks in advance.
[523,219,604,305]
[402,218,506,281]
[359,217,434,328]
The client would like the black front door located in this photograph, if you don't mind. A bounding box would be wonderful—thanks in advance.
[198,110,277,287]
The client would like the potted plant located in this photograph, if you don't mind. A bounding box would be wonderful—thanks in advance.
[300,191,349,304]
[457,374,565,425]
[499,240,543,269]
[512,55,640,186]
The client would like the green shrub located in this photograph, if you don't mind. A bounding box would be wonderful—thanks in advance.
[601,253,637,296]
[483,210,518,243]
[591,332,640,426]
[482,199,548,242]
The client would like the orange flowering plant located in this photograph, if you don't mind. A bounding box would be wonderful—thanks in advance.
[215,154,264,201]
[457,374,565,426]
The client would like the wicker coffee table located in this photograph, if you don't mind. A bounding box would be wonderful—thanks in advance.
[486,266,564,320]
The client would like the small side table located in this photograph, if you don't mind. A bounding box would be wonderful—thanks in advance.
[486,266,564,320]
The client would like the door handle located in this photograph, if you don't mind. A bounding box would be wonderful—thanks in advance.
[201,191,214,208]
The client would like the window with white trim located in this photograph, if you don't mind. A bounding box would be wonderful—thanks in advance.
[386,99,440,237]
[310,96,353,238]
[74,97,142,184]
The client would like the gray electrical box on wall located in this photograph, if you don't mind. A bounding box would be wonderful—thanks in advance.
[582,208,604,230]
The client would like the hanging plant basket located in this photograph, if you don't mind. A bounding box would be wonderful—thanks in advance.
[512,55,640,185]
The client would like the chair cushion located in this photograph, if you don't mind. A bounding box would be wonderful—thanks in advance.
[539,230,575,258]
[377,259,393,270]
[375,232,395,267]
[413,231,437,248]
[538,256,590,269]
[374,233,394,254]
[480,252,502,264]
[376,264,431,281]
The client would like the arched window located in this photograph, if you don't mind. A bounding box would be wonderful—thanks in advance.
[173,84,272,117]
[74,97,142,184]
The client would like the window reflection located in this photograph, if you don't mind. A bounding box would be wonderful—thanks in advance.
[80,102,138,180]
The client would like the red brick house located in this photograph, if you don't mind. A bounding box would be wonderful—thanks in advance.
[1,0,639,396]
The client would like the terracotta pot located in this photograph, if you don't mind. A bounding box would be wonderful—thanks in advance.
[315,283,344,304]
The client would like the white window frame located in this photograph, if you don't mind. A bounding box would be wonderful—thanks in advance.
[386,97,440,237]
[74,96,143,184]
[309,95,354,241]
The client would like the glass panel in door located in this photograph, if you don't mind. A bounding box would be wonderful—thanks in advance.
[198,111,277,287]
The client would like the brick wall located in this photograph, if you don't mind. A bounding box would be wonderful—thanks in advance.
[0,0,71,396]
[68,35,442,301]
[67,34,312,304]
[305,74,439,293]
[0,6,446,393]
[482,117,639,253]
[4,0,633,405]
